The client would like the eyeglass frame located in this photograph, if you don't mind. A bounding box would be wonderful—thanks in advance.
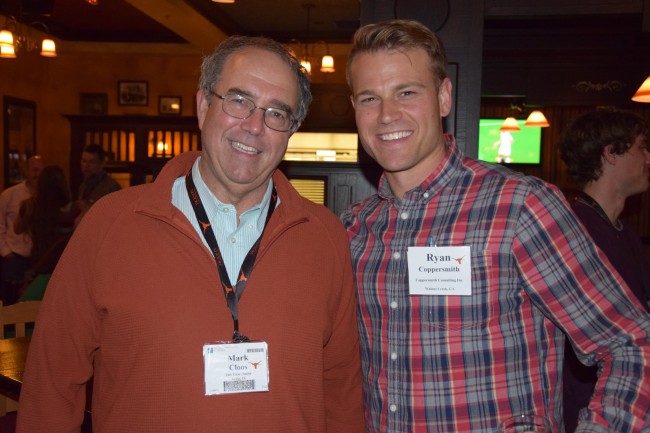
[207,91,297,133]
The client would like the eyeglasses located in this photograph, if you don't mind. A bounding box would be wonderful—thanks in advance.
[210,92,296,132]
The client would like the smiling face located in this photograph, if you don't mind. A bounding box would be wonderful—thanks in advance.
[196,47,300,211]
[349,47,452,197]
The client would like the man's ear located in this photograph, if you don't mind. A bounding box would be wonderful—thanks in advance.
[603,144,617,165]
[196,89,210,129]
[438,77,453,118]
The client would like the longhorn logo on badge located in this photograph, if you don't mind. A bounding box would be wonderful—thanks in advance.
[249,361,262,369]
[452,256,465,265]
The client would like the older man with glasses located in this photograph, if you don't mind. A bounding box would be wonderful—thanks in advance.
[17,35,364,433]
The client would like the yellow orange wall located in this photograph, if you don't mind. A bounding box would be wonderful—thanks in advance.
[0,45,348,190]
[1,46,203,188]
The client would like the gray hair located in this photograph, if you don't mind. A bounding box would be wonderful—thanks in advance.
[199,35,312,124]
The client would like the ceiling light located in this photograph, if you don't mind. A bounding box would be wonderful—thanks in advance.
[524,110,549,127]
[320,53,335,73]
[300,58,312,75]
[212,0,235,3]
[0,44,16,58]
[0,16,57,59]
[41,38,56,57]
[296,3,335,75]
[631,75,650,103]
[0,29,13,47]
[500,117,520,132]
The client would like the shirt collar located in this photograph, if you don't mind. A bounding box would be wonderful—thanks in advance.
[191,158,275,228]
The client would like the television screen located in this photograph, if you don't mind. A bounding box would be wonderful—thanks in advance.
[477,119,542,165]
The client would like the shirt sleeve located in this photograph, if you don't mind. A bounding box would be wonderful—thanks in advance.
[512,183,650,433]
[322,223,365,433]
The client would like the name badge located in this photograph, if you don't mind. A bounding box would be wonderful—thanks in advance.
[203,341,269,395]
[407,246,472,296]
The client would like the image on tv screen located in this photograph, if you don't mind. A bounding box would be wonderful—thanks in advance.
[478,119,542,164]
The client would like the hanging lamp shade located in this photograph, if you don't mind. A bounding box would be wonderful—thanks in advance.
[524,110,549,127]
[0,29,13,48]
[320,54,335,73]
[0,44,16,58]
[500,117,520,132]
[631,75,650,103]
[41,38,57,57]
[300,59,312,75]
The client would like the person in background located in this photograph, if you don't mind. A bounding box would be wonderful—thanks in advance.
[0,155,44,305]
[14,165,75,301]
[341,19,650,433]
[17,35,363,433]
[75,143,121,224]
[558,108,650,433]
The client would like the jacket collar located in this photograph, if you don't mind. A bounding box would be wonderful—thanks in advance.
[134,152,309,229]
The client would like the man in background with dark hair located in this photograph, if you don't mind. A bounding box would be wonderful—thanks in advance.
[559,108,650,432]
[75,143,121,224]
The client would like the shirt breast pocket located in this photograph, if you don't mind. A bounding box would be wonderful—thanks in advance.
[421,249,494,332]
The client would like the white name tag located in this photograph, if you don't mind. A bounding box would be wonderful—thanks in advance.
[203,341,269,395]
[407,246,472,296]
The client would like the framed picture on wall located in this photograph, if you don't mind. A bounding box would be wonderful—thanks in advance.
[80,93,108,115]
[118,81,148,106]
[159,96,181,115]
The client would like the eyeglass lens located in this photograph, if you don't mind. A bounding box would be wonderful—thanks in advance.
[217,93,293,132]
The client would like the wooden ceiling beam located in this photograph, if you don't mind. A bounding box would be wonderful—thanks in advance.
[124,0,228,53]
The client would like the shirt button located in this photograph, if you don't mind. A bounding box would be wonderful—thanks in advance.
[393,252,401,260]
[222,207,230,213]
[390,301,398,309]
[390,352,397,361]
[423,192,430,198]
[389,404,397,412]
[400,212,408,220]
[229,237,236,244]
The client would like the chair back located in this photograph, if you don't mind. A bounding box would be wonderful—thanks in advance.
[0,301,41,339]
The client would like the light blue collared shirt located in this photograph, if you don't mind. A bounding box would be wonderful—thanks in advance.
[171,157,277,284]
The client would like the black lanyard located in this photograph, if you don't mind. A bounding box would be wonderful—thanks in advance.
[185,172,277,342]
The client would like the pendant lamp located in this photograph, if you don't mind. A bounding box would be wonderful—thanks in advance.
[500,117,520,132]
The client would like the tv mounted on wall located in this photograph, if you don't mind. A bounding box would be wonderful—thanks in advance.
[477,118,542,165]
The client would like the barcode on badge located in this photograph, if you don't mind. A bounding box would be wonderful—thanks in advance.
[247,348,264,353]
[224,380,255,392]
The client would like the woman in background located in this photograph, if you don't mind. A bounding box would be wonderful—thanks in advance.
[14,165,75,300]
